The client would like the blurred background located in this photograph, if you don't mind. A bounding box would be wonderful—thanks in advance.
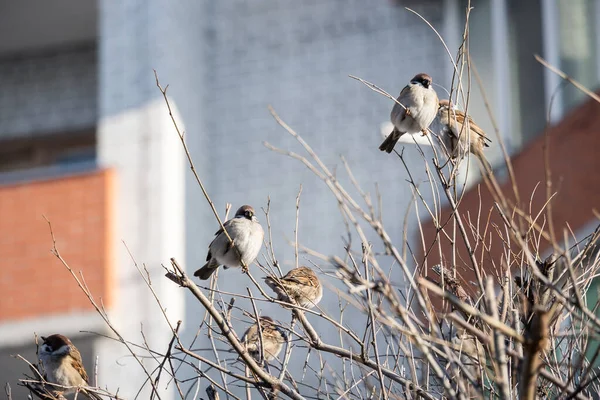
[0,0,599,398]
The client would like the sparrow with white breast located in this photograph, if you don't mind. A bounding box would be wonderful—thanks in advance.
[39,334,101,399]
[436,99,492,171]
[264,266,322,309]
[379,73,439,153]
[241,316,287,363]
[194,205,264,280]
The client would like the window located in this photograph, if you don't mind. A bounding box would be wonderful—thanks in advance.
[458,0,548,151]
[557,0,599,112]
[455,0,600,155]
[0,129,96,183]
[507,0,546,147]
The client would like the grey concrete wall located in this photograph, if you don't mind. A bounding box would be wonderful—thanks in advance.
[181,0,450,396]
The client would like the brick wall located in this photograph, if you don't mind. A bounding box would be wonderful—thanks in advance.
[0,169,114,321]
[0,45,97,139]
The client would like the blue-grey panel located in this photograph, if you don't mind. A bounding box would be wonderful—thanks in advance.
[0,45,97,139]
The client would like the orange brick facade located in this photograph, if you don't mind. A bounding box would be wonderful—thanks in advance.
[0,169,115,321]
[419,93,600,285]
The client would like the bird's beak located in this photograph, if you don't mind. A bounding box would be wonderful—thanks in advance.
[41,336,47,341]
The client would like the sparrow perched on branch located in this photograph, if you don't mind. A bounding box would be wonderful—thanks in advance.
[435,99,492,171]
[379,73,439,153]
[264,266,322,309]
[241,316,287,362]
[39,334,101,399]
[194,205,264,280]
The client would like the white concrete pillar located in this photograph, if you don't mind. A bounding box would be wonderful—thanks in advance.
[95,1,186,397]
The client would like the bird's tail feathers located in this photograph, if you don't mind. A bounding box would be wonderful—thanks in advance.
[194,259,219,280]
[264,276,285,294]
[263,276,293,304]
[379,128,402,153]
[263,276,277,288]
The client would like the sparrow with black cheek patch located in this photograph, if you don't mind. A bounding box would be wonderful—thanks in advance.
[39,334,101,400]
[436,99,492,171]
[241,316,287,363]
[379,73,439,153]
[194,205,264,280]
[264,266,322,309]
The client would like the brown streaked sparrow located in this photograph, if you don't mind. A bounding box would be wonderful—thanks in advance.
[379,73,439,153]
[436,99,492,171]
[241,316,286,363]
[194,205,264,280]
[264,266,322,309]
[39,334,101,399]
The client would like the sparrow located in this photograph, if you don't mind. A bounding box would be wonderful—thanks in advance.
[39,334,101,399]
[194,205,264,280]
[379,73,439,153]
[436,99,492,171]
[241,316,287,362]
[264,266,322,309]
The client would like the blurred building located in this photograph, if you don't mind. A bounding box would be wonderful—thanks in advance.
[419,0,600,301]
[0,0,598,398]
[0,0,185,397]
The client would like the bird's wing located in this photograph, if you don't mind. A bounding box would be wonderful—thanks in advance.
[455,112,491,144]
[391,103,407,123]
[285,271,310,285]
[391,84,411,121]
[70,349,89,383]
[206,220,231,261]
[207,219,237,260]
[285,275,303,283]
[398,84,410,98]
[467,114,492,144]
[212,218,233,237]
